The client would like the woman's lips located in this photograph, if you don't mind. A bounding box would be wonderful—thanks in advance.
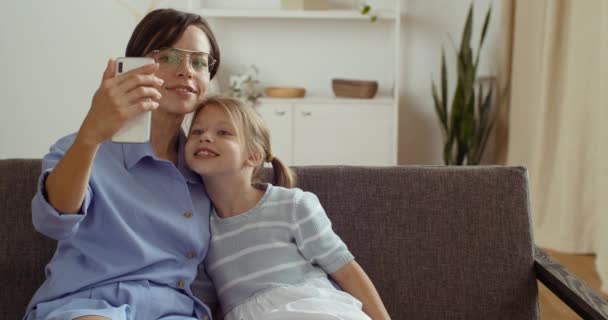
[166,85,197,98]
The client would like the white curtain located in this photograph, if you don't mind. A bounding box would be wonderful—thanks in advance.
[505,0,608,292]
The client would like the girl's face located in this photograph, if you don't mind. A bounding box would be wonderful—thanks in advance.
[185,104,255,178]
[152,25,212,115]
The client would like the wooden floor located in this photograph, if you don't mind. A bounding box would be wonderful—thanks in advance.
[538,248,607,319]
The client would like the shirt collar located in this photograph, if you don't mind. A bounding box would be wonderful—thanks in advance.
[176,132,202,184]
[122,131,202,185]
[122,141,155,170]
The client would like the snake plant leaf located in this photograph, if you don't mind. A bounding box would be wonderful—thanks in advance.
[444,134,454,164]
[473,86,494,163]
[474,6,492,78]
[459,54,475,119]
[480,6,492,49]
[475,112,497,164]
[460,5,473,59]
[451,81,463,132]
[441,49,448,125]
[472,84,483,150]
[480,86,494,124]
[461,96,474,144]
[432,82,447,137]
[477,81,484,121]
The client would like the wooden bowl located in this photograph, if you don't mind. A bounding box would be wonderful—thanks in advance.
[264,86,306,98]
[332,79,378,99]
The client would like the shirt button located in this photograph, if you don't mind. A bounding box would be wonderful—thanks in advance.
[176,280,185,289]
[186,251,196,259]
[183,211,193,218]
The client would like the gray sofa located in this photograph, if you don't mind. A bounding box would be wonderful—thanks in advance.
[1,159,607,319]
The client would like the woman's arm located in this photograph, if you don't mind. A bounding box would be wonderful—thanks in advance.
[331,260,391,320]
[46,59,162,213]
[44,135,99,214]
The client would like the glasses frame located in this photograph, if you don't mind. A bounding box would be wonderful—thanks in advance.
[148,47,216,73]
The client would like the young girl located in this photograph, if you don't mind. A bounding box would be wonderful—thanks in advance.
[185,96,391,320]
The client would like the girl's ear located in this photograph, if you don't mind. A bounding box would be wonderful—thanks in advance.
[245,151,264,167]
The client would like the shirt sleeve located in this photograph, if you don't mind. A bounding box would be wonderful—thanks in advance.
[292,190,354,274]
[31,133,94,240]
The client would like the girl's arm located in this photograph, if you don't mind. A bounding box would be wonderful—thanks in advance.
[330,260,391,320]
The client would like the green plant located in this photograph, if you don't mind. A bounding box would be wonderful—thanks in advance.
[357,2,377,22]
[431,4,499,165]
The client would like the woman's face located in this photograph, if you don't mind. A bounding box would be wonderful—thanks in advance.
[153,25,212,115]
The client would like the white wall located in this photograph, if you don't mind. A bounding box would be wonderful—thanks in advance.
[0,0,503,163]
[0,0,191,159]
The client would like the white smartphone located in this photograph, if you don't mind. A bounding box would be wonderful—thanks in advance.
[111,57,156,143]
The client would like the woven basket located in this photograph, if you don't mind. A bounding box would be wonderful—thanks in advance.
[332,79,378,99]
[264,86,306,98]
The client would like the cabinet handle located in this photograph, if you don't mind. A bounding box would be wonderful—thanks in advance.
[301,111,312,116]
[274,110,286,116]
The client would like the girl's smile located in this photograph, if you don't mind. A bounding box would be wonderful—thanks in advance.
[193,147,219,158]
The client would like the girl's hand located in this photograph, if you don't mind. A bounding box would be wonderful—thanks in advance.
[77,59,164,146]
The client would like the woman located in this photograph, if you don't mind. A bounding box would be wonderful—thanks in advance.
[25,8,220,320]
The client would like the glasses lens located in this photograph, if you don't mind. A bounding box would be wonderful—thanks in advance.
[190,52,210,71]
[153,48,213,73]
[157,49,181,65]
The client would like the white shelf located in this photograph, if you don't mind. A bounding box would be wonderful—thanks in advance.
[192,9,397,20]
[190,1,402,165]
[258,95,394,106]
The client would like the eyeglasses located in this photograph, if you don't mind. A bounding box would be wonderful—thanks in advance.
[149,47,216,74]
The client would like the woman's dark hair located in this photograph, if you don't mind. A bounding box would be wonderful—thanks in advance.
[125,8,220,79]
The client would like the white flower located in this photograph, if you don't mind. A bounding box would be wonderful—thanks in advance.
[227,65,262,104]
[229,75,242,90]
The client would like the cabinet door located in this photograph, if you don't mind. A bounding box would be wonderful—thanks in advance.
[293,104,393,166]
[256,103,293,165]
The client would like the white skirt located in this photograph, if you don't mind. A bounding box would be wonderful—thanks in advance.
[224,277,371,320]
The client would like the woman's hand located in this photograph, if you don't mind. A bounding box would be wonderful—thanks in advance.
[77,59,164,146]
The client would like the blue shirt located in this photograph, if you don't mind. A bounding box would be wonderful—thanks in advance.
[26,132,212,318]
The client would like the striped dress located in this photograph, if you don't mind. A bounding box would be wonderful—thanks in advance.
[204,184,355,315]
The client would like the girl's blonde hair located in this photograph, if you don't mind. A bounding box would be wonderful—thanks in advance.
[189,96,296,188]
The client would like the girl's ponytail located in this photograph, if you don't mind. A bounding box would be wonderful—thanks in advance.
[268,155,296,188]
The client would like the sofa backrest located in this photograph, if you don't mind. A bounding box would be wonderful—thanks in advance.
[0,160,538,319]
[289,165,539,319]
[1,159,56,319]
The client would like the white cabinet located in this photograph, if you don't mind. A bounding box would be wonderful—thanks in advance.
[257,99,394,166]
[255,103,294,164]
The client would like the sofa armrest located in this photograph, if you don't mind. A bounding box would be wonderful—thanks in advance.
[534,246,608,319]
